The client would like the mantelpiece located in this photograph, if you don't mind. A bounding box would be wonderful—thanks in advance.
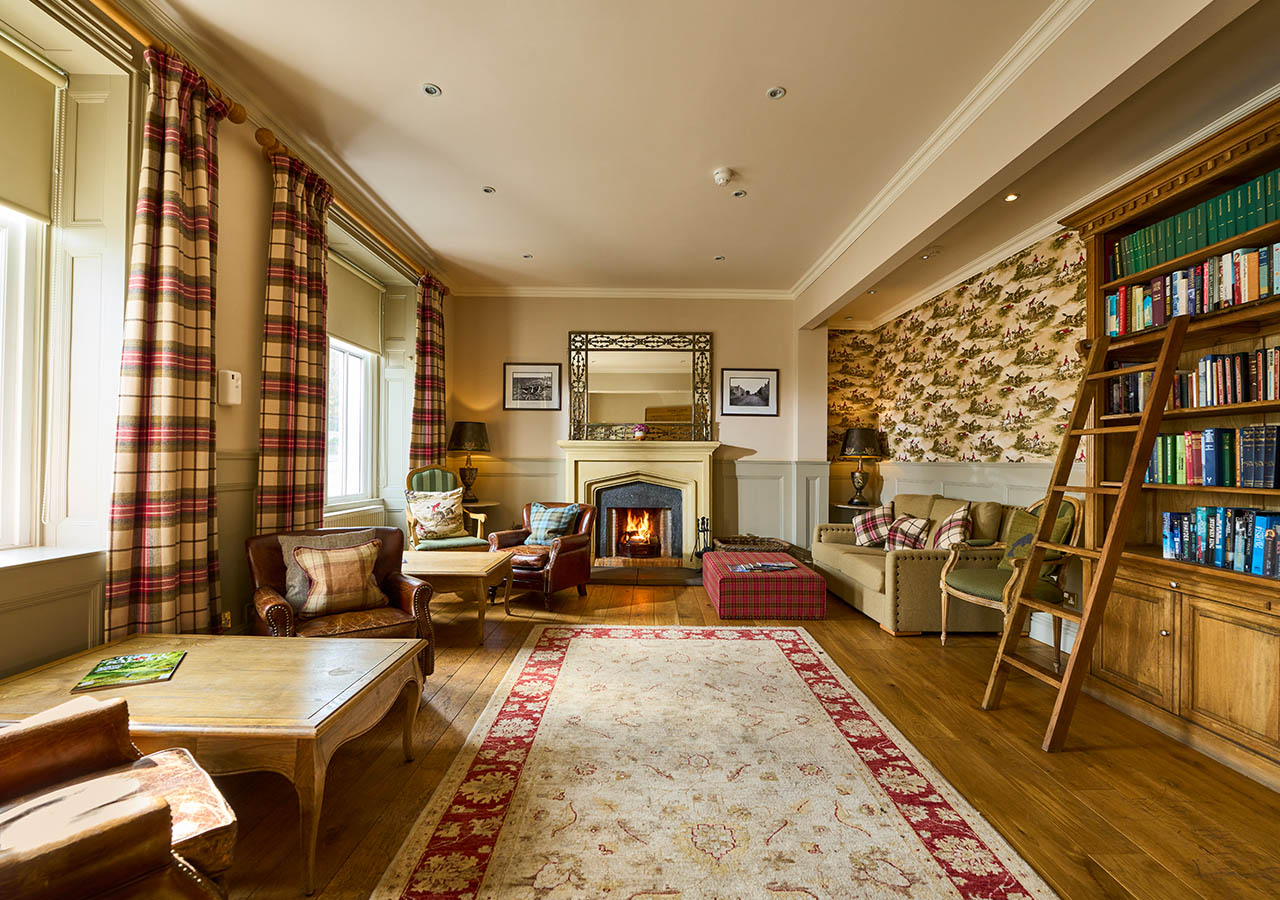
[557,440,719,566]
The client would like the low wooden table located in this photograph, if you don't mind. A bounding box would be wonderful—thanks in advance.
[402,549,513,643]
[0,634,426,895]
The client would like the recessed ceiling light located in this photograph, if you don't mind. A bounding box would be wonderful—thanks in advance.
[767,86,786,100]
[844,316,854,320]
[713,255,726,261]
[1004,192,1020,202]
[867,289,877,295]
[482,185,496,194]
[732,190,747,198]
[921,254,930,260]
[421,83,442,97]
[521,253,533,259]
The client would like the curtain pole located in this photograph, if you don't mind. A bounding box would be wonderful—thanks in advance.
[255,127,428,279]
[90,0,248,124]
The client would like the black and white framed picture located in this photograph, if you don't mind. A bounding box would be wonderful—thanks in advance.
[503,362,562,410]
[720,368,779,416]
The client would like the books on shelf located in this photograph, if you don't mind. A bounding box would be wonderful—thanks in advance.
[1104,349,1280,415]
[1161,506,1280,576]
[1145,425,1280,489]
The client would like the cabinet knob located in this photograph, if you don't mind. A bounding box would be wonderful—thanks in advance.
[1159,629,1171,637]
[1169,581,1179,589]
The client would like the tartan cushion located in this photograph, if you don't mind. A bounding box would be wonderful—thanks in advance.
[525,503,580,545]
[931,503,972,549]
[406,486,467,540]
[851,504,893,547]
[292,539,386,617]
[885,516,931,551]
[277,528,378,610]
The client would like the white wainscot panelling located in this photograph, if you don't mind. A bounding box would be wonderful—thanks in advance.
[433,457,563,535]
[0,550,104,677]
[715,460,829,548]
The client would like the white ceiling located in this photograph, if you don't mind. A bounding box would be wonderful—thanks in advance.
[129,0,1051,295]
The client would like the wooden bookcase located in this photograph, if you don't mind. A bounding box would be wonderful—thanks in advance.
[1062,98,1280,789]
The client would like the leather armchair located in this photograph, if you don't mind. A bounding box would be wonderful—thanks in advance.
[246,526,434,675]
[488,502,597,607]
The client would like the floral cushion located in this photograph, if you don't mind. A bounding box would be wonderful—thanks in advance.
[931,503,972,549]
[850,505,894,547]
[292,539,386,617]
[525,503,580,545]
[884,516,931,551]
[406,487,467,541]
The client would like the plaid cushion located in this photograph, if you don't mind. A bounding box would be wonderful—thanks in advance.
[292,539,385,617]
[931,504,972,549]
[406,486,466,540]
[885,516,930,551]
[526,503,580,545]
[851,505,893,547]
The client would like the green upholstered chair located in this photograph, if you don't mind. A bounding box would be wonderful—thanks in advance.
[405,466,489,551]
[938,495,1082,670]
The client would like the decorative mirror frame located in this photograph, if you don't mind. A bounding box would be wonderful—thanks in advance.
[568,331,713,441]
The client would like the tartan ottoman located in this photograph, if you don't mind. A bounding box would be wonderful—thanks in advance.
[702,551,827,619]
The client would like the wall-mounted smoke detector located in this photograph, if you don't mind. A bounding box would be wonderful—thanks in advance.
[713,166,734,186]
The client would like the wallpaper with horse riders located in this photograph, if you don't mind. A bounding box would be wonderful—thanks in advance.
[828,231,1087,463]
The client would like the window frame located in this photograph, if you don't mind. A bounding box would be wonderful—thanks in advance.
[325,336,378,510]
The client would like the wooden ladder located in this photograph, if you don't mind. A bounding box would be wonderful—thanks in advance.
[981,314,1189,751]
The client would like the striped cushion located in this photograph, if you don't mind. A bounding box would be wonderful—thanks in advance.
[408,467,457,492]
[292,539,386,617]
[526,503,580,545]
[851,505,893,547]
[931,504,972,549]
[885,516,931,551]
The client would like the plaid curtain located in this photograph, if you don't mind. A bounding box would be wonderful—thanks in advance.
[409,274,448,468]
[255,155,333,532]
[105,49,228,638]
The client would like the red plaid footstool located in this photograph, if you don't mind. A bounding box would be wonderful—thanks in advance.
[702,551,827,619]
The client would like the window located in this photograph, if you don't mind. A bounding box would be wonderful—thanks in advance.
[327,338,375,504]
[0,204,43,549]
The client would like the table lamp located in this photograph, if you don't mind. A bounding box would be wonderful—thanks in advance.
[838,427,881,507]
[447,421,490,502]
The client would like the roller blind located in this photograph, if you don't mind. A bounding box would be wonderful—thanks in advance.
[0,44,58,222]
[327,253,383,353]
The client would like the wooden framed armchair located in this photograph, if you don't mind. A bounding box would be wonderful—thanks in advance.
[405,466,488,551]
[939,496,1082,669]
[488,502,596,608]
[246,526,434,674]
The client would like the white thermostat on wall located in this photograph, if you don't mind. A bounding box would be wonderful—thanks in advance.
[217,369,242,406]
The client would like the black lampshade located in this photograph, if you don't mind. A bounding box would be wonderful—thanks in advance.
[447,421,490,453]
[839,427,881,460]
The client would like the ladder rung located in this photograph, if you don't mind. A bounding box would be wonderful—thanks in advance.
[1070,425,1140,436]
[1054,483,1121,495]
[1014,595,1084,622]
[1036,541,1100,560]
[1085,362,1157,381]
[1000,653,1064,688]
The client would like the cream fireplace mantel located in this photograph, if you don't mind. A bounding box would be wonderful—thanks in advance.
[557,440,719,565]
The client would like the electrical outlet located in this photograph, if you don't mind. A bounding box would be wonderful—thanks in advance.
[220,611,232,630]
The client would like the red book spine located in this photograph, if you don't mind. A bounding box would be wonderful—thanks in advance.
[1235,355,1245,404]
[1118,286,1129,335]
[1234,256,1242,306]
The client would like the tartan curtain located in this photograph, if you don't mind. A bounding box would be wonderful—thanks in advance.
[409,274,448,468]
[105,49,228,638]
[255,155,334,532]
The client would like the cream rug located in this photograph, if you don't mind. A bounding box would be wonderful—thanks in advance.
[374,626,1058,900]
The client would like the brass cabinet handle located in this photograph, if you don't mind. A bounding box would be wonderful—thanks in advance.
[1169,581,1179,589]
[1160,629,1171,637]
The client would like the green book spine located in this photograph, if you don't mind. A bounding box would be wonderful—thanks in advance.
[1222,427,1236,487]
[1197,201,1207,251]
[1268,169,1278,224]
[1236,184,1248,236]
[1222,192,1235,240]
[1247,179,1258,231]
[1175,212,1185,258]
[1176,435,1187,485]
[1254,176,1266,230]
[1208,197,1218,244]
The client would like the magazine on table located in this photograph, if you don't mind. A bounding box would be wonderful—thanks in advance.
[729,561,798,573]
[71,651,187,693]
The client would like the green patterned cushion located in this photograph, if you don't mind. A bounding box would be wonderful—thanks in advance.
[998,505,1072,573]
[526,503,580,545]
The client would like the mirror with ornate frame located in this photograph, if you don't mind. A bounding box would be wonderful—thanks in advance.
[568,332,712,440]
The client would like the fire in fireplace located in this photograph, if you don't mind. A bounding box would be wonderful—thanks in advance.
[606,506,673,560]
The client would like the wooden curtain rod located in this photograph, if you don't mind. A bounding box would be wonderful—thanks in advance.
[255,127,427,279]
[91,0,247,123]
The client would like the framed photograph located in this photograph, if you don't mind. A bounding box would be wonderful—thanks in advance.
[721,368,779,416]
[504,362,562,410]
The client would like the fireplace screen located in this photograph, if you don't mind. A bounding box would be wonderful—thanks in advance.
[606,507,673,559]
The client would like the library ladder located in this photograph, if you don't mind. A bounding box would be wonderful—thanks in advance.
[981,314,1189,751]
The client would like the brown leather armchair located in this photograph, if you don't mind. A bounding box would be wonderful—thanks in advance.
[488,502,596,607]
[246,526,434,675]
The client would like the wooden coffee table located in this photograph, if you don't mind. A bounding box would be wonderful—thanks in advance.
[402,549,513,643]
[0,633,426,895]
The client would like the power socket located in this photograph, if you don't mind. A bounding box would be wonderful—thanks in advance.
[220,611,232,631]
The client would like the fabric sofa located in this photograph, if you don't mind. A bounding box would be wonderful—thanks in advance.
[811,493,1020,635]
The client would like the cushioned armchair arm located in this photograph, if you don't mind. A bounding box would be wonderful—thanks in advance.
[547,531,593,596]
[464,510,488,539]
[489,528,531,550]
[253,587,296,637]
[385,572,435,675]
[549,531,592,560]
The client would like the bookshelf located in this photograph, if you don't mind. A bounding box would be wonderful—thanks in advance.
[1062,96,1280,790]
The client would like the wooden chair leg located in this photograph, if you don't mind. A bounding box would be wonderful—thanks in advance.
[576,583,587,596]
[1053,616,1063,673]
[940,590,950,646]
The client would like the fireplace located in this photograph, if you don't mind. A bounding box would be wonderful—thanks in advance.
[595,480,682,567]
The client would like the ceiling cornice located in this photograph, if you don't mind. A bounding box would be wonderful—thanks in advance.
[448,285,793,301]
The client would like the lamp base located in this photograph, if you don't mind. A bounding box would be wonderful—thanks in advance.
[848,468,871,507]
[458,466,479,503]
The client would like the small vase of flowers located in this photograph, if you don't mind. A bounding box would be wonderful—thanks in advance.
[633,424,650,440]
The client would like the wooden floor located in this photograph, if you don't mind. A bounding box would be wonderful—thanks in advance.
[219,585,1280,899]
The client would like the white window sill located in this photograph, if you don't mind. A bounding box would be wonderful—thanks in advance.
[0,545,104,571]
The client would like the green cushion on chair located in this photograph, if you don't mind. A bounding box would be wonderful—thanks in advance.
[414,535,489,551]
[944,568,1065,605]
[998,505,1073,573]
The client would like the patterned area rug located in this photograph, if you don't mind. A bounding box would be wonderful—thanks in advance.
[374,626,1058,900]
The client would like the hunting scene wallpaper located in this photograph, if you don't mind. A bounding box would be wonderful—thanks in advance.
[828,231,1088,463]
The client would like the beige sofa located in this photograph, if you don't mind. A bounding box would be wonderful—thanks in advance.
[812,493,1019,635]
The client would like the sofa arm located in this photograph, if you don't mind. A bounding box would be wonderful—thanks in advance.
[489,528,531,550]
[884,548,956,602]
[384,572,435,675]
[813,523,857,546]
[252,587,296,637]
[0,697,140,804]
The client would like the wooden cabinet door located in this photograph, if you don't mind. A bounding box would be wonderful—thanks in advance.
[1180,594,1280,759]
[1091,576,1177,711]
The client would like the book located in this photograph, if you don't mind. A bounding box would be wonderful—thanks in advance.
[728,561,797,573]
[72,651,186,693]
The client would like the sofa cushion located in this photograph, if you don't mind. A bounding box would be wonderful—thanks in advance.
[295,605,418,638]
[931,503,972,549]
[837,550,886,593]
[885,516,930,550]
[512,544,552,569]
[414,535,490,551]
[999,506,1072,573]
[851,505,894,547]
[526,502,580,545]
[893,493,937,521]
[944,568,1064,605]
[970,501,1004,542]
[292,540,387,617]
[406,486,467,540]
[277,528,378,610]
